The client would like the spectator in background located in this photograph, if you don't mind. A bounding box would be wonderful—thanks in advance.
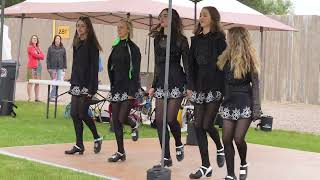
[27,35,44,102]
[46,34,67,101]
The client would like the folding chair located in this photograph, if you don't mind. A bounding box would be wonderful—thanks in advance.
[88,92,108,123]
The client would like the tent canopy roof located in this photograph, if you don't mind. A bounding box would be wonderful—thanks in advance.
[4,0,295,31]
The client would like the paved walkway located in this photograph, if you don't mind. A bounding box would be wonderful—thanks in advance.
[0,138,319,180]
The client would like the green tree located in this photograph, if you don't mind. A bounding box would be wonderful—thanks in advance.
[5,0,24,7]
[238,0,293,15]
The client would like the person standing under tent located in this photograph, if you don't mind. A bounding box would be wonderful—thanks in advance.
[46,34,67,101]
[27,35,44,102]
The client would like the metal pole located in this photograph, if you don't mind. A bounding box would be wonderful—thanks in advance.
[160,0,173,169]
[260,26,264,100]
[0,0,6,86]
[52,19,56,39]
[190,0,203,29]
[260,27,264,60]
[12,14,25,102]
[147,14,152,73]
[194,1,197,28]
[46,85,50,119]
[17,14,25,69]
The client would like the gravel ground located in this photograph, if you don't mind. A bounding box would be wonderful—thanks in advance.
[261,101,319,134]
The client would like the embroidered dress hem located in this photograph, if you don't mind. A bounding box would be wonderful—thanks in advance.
[190,90,222,104]
[153,86,186,99]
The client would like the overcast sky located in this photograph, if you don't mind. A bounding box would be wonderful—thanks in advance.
[292,0,320,15]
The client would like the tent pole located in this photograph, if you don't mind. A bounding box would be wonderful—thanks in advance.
[17,14,25,70]
[0,0,6,85]
[260,27,264,60]
[194,1,197,28]
[260,26,264,100]
[190,0,203,29]
[52,19,56,39]
[12,14,25,102]
[160,0,173,169]
[147,14,152,73]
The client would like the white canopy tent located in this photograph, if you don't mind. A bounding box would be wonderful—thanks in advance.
[4,0,295,73]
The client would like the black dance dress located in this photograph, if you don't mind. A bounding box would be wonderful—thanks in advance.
[187,32,227,104]
[218,62,261,120]
[107,39,141,102]
[152,34,189,99]
[69,40,99,97]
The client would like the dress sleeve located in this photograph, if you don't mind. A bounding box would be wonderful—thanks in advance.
[46,47,51,69]
[217,34,227,56]
[251,71,262,120]
[87,45,99,95]
[133,46,141,85]
[181,36,190,86]
[63,48,67,69]
[187,37,196,90]
[28,46,45,60]
[151,38,159,88]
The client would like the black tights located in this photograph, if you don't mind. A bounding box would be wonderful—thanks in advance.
[222,118,252,176]
[155,98,183,159]
[194,102,223,167]
[70,96,100,148]
[111,100,136,153]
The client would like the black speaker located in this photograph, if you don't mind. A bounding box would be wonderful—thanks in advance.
[256,115,273,132]
[0,60,17,116]
[147,165,171,180]
[0,60,16,101]
[0,101,17,117]
[214,114,223,128]
[186,108,198,146]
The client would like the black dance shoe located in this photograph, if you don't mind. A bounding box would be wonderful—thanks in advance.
[65,145,84,155]
[189,166,213,179]
[108,152,126,162]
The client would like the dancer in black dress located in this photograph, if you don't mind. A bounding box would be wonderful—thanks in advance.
[217,27,261,180]
[107,18,141,162]
[188,7,226,179]
[65,16,103,155]
[148,8,189,167]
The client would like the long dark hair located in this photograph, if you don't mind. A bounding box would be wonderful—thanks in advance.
[52,35,63,47]
[149,8,184,41]
[72,16,102,51]
[194,6,225,36]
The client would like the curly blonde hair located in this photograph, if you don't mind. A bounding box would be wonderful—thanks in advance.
[217,27,260,79]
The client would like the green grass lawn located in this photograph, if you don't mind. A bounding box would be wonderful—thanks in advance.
[0,154,105,180]
[0,101,157,148]
[0,101,319,179]
[0,101,157,179]
[246,128,320,153]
